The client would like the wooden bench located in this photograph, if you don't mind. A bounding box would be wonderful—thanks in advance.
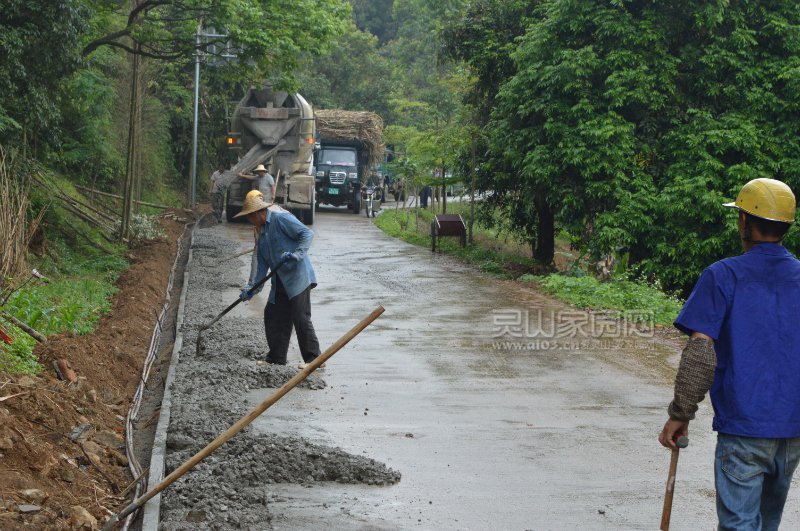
[431,214,466,251]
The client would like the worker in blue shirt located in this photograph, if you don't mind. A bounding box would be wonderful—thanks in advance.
[659,178,800,530]
[234,193,322,369]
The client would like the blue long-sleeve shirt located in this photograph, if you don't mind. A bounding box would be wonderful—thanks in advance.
[251,207,317,303]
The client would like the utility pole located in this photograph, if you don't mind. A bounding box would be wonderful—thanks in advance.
[190,24,201,209]
[189,25,237,209]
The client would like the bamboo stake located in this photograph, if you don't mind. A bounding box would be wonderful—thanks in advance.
[0,311,46,343]
[102,305,385,530]
[30,174,117,225]
[74,186,175,211]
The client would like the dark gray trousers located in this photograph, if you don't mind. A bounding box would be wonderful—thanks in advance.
[264,283,320,364]
[211,192,224,221]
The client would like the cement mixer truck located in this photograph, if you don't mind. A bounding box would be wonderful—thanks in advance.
[221,82,316,224]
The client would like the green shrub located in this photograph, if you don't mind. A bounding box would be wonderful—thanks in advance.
[0,252,127,375]
[529,274,683,326]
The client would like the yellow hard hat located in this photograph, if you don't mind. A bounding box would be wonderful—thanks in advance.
[233,192,269,218]
[723,178,796,224]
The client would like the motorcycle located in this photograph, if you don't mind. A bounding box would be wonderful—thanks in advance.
[361,185,381,217]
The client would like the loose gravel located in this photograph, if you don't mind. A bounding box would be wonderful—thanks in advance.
[158,225,400,530]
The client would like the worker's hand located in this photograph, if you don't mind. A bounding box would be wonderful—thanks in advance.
[239,287,254,302]
[280,252,300,263]
[659,418,689,449]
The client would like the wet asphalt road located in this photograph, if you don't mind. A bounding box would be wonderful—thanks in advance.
[197,203,799,530]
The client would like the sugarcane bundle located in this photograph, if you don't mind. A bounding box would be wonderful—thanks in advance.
[315,109,385,168]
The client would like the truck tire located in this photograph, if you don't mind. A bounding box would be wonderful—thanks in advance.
[226,204,241,222]
[303,206,315,225]
[302,189,315,225]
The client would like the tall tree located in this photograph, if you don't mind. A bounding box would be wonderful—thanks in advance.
[489,0,800,290]
[349,0,396,43]
[441,1,544,259]
[297,22,395,119]
[0,0,90,150]
[79,0,351,239]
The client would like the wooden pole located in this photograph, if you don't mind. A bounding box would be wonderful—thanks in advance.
[660,436,688,530]
[1,311,46,343]
[74,186,175,211]
[102,305,385,530]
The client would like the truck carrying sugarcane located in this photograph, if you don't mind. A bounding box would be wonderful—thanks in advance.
[313,109,384,213]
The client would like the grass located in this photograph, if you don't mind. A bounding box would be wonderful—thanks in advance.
[1,170,130,375]
[523,274,682,326]
[0,253,127,375]
[374,200,683,326]
[375,202,545,278]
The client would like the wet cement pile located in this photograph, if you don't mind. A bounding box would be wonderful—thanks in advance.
[158,226,400,529]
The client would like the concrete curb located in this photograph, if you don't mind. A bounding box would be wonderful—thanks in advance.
[141,220,199,530]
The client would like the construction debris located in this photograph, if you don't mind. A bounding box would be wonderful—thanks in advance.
[54,358,78,383]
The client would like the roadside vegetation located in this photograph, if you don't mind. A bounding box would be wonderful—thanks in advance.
[375,200,682,326]
[0,0,352,375]
[0,152,130,374]
[3,0,800,371]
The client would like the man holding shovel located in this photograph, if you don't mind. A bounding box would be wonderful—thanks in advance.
[234,193,322,369]
[659,178,800,529]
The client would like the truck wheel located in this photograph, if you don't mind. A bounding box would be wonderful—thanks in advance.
[303,207,315,225]
[226,205,241,222]
[304,189,316,225]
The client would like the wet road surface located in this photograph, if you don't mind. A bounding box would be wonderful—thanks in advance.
[165,203,800,530]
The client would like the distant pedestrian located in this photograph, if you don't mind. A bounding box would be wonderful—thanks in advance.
[421,185,432,208]
[658,178,800,529]
[235,193,322,369]
[208,163,226,222]
[239,163,276,203]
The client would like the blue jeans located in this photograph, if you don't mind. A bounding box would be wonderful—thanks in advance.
[715,433,800,530]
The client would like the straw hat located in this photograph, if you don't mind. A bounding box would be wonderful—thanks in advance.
[254,164,268,173]
[233,193,270,218]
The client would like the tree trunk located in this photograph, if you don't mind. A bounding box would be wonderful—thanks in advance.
[534,194,554,264]
[120,39,141,241]
[468,142,476,244]
[133,56,143,214]
[441,165,447,214]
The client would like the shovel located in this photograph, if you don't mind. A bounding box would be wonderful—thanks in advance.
[660,435,689,530]
[195,261,283,356]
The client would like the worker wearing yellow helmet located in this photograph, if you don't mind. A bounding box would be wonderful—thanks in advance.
[659,178,800,529]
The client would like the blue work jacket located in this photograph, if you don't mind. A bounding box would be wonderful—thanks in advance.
[675,243,800,438]
[252,207,316,304]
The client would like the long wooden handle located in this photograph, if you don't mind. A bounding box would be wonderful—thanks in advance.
[660,448,680,530]
[198,261,283,332]
[104,305,385,529]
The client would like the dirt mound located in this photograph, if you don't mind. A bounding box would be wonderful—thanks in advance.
[0,211,191,530]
